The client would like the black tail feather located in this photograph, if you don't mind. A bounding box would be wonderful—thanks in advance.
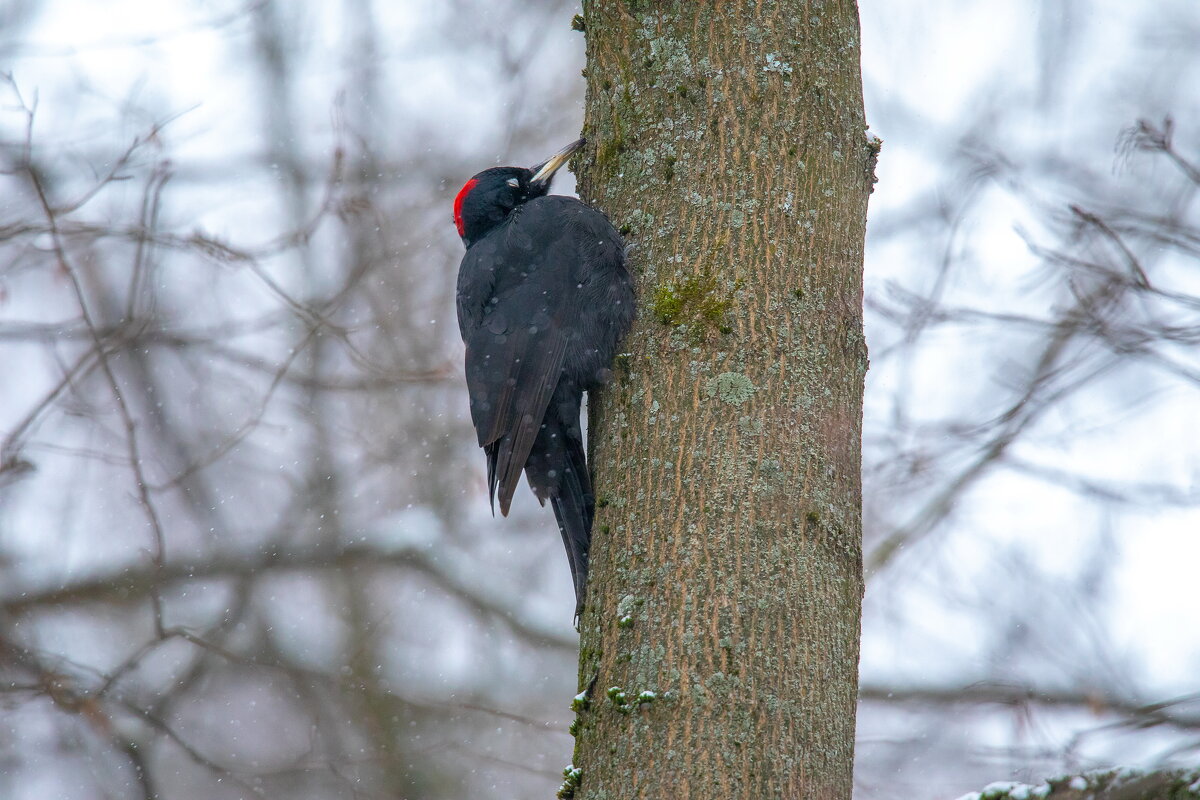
[485,441,498,515]
[524,383,594,619]
[550,433,594,618]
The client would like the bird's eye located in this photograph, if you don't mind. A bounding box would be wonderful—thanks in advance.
[506,177,520,188]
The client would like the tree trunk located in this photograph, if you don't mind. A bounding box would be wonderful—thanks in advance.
[571,2,873,799]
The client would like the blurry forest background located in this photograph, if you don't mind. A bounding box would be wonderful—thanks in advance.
[0,1,1198,798]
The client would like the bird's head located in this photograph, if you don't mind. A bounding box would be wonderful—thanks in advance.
[452,137,585,246]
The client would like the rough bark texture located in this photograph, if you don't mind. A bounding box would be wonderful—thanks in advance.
[571,2,872,799]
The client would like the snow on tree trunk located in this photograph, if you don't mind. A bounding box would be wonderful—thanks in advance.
[571,2,873,798]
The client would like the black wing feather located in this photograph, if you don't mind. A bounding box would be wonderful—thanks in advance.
[470,321,568,514]
[457,202,576,516]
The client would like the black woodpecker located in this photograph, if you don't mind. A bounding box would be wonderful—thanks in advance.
[452,138,635,618]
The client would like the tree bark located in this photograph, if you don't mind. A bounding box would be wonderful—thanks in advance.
[572,2,872,799]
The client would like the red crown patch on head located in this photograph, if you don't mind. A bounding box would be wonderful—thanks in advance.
[453,178,478,237]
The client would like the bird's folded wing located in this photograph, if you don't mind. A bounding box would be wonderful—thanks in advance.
[464,311,569,516]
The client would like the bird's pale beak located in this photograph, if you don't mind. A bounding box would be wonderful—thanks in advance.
[529,137,586,189]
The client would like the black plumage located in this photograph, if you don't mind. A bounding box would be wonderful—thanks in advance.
[453,139,635,617]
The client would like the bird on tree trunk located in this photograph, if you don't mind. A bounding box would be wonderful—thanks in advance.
[452,138,635,619]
